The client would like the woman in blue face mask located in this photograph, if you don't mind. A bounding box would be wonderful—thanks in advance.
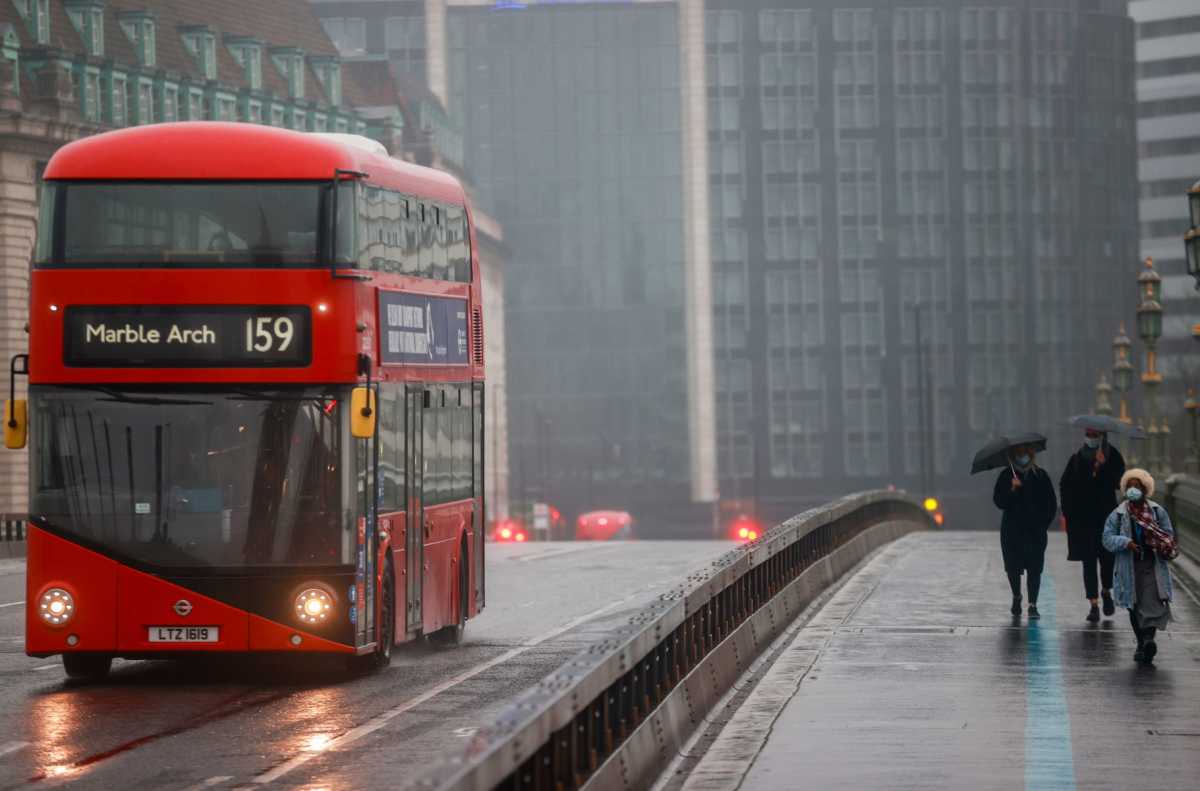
[1059,430,1125,622]
[1102,469,1175,664]
[993,444,1058,619]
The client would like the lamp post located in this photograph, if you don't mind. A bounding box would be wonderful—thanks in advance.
[1095,372,1114,416]
[1185,180,1200,298]
[1137,257,1164,475]
[1112,323,1134,422]
[1186,388,1200,474]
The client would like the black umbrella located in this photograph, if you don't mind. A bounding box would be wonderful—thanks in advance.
[1068,414,1147,439]
[971,433,1048,475]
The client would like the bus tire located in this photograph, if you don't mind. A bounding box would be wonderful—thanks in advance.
[429,544,468,648]
[374,558,396,668]
[62,653,112,681]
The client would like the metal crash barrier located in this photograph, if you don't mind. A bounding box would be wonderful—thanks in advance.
[1164,475,1200,563]
[1,513,24,541]
[410,491,932,791]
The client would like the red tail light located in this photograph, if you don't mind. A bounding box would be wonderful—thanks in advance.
[499,526,513,540]
[515,532,527,542]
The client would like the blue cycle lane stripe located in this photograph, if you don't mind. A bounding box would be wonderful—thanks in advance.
[1024,573,1078,791]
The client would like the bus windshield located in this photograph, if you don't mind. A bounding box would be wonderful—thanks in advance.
[30,386,352,569]
[35,181,353,268]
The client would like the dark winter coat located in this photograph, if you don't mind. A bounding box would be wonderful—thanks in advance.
[993,466,1058,575]
[1059,444,1125,562]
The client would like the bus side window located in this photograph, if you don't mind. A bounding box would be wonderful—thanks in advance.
[383,190,403,274]
[417,203,432,278]
[435,205,450,281]
[422,398,438,506]
[455,399,470,500]
[379,386,403,513]
[357,185,378,270]
[447,205,468,283]
[401,197,419,276]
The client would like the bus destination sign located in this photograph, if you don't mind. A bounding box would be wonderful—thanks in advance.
[64,305,312,367]
[378,291,469,366]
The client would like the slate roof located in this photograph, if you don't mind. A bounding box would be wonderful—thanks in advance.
[0,1,370,110]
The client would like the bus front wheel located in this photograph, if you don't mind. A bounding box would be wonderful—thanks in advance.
[62,653,112,681]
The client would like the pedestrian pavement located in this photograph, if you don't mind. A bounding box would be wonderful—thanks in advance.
[682,531,1200,791]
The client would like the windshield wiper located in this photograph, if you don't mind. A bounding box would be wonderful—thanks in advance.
[88,387,213,406]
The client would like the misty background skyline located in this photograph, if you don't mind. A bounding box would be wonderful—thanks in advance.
[313,0,1194,531]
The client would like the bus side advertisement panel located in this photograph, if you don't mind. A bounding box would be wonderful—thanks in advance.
[378,291,468,366]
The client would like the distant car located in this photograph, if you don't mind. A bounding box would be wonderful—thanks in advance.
[576,510,634,541]
[728,514,762,543]
[489,518,529,543]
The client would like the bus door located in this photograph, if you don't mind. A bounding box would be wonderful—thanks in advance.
[404,387,424,634]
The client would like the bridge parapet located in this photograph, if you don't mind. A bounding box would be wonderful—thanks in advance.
[1164,474,1200,563]
[408,490,933,791]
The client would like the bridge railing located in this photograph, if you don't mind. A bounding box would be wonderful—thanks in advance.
[1164,474,1200,563]
[1,513,25,541]
[410,490,932,791]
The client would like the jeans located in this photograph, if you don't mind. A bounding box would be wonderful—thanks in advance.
[1081,548,1116,599]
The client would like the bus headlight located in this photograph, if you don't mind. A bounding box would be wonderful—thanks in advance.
[294,587,334,625]
[39,588,75,627]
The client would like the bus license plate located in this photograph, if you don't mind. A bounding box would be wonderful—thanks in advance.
[147,626,219,643]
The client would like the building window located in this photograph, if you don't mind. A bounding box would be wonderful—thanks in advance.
[246,101,262,123]
[66,2,104,57]
[162,84,177,121]
[271,104,285,126]
[120,15,157,68]
[183,29,217,81]
[82,69,100,121]
[188,89,204,120]
[110,74,126,126]
[228,40,263,91]
[321,17,366,56]
[271,49,306,99]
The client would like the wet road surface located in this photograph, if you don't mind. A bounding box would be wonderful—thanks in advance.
[0,541,731,790]
[681,532,1200,790]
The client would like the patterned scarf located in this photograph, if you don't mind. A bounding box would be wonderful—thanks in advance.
[1128,500,1179,560]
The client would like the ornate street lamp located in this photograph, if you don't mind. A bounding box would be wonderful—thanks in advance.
[1095,372,1113,416]
[1187,180,1200,341]
[1186,388,1200,474]
[1137,257,1165,474]
[1112,323,1134,423]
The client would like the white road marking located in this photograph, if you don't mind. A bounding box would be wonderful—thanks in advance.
[0,601,25,609]
[33,664,59,671]
[249,589,650,785]
[0,741,30,758]
[179,776,232,791]
[509,543,627,564]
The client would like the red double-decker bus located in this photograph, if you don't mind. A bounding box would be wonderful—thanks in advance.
[3,123,486,679]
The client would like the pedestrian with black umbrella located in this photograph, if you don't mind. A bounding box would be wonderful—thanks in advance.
[1058,415,1135,623]
[974,434,1058,618]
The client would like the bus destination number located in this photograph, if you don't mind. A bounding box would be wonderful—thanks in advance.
[245,316,295,353]
[65,305,311,367]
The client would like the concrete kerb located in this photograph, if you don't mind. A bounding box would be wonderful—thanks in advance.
[408,491,931,791]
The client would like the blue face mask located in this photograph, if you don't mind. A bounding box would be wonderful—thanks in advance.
[1016,454,1032,468]
[1126,486,1143,502]
[1084,437,1101,450]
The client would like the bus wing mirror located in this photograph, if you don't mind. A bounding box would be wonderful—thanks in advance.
[4,399,27,450]
[350,387,376,439]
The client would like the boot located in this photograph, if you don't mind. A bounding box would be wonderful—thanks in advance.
[1102,591,1115,617]
[1086,602,1100,623]
[1143,628,1158,664]
[1011,596,1022,616]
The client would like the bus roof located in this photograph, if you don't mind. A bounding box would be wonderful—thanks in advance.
[43,122,466,203]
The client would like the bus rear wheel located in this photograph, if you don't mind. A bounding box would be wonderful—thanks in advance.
[62,653,112,681]
[429,550,467,648]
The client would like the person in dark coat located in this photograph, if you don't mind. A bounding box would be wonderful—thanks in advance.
[993,444,1058,619]
[1059,429,1125,622]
